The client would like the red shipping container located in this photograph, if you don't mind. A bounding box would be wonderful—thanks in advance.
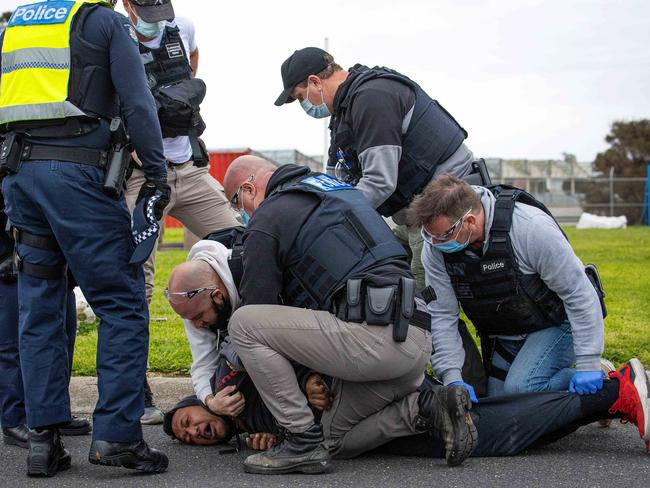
[164,149,251,229]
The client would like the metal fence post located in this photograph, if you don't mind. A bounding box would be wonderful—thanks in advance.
[647,163,650,226]
[609,167,614,217]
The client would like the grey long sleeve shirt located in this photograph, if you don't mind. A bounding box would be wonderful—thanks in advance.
[424,187,604,385]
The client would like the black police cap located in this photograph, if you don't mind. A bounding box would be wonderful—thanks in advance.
[131,0,175,23]
[274,47,331,106]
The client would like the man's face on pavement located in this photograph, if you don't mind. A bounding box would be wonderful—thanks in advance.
[172,405,230,445]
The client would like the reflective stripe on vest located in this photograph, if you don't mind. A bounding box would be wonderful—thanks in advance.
[0,0,109,125]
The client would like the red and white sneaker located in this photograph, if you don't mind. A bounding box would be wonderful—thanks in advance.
[608,358,650,453]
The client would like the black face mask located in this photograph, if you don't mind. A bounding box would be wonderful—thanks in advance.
[208,292,232,334]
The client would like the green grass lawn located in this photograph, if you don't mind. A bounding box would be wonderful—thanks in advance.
[72,226,650,375]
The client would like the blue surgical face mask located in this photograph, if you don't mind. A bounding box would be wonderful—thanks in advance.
[134,16,165,38]
[239,209,251,226]
[434,229,473,254]
[300,81,331,119]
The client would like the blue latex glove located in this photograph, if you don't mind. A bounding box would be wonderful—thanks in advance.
[569,371,604,395]
[449,381,478,403]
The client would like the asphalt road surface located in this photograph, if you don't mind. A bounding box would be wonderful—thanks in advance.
[1,421,648,488]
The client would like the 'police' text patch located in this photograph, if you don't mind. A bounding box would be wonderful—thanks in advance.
[480,259,507,274]
[303,174,353,192]
[165,42,184,59]
[8,1,74,27]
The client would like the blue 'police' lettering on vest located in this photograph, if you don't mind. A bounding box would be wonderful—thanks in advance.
[302,174,353,192]
[8,1,74,27]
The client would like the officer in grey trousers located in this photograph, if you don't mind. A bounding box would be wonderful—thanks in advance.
[223,156,477,475]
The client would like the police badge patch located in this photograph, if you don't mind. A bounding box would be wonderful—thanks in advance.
[125,23,138,44]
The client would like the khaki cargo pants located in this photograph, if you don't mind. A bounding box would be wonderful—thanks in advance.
[228,304,432,458]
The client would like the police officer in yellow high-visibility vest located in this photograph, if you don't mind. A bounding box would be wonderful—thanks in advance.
[0,0,171,477]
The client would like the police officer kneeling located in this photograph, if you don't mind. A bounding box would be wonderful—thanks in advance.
[408,176,606,398]
[0,0,170,477]
[223,157,477,474]
[275,47,488,287]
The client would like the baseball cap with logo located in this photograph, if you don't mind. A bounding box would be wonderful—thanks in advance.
[130,0,175,23]
[274,47,331,106]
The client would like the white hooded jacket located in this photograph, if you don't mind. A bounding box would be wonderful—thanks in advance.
[181,240,241,403]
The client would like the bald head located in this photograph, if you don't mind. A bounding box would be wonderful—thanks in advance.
[167,260,231,330]
[168,260,218,294]
[223,155,276,202]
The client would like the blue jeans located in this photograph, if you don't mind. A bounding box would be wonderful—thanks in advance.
[488,321,576,396]
[2,160,148,442]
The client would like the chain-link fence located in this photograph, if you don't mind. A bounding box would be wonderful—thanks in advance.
[493,176,648,225]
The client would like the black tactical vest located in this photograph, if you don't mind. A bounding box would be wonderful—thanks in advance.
[139,24,207,159]
[443,186,567,336]
[329,65,467,217]
[272,173,408,311]
[139,25,193,91]
[203,226,246,290]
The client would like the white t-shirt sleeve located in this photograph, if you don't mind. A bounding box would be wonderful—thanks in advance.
[174,16,198,55]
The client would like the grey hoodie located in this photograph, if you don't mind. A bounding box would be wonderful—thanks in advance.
[423,186,604,385]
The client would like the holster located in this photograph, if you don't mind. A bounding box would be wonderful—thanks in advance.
[0,133,24,176]
[336,277,418,342]
[345,278,364,322]
[190,135,209,168]
[392,277,415,342]
[0,252,16,282]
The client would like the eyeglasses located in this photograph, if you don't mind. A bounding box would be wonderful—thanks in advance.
[428,208,472,241]
[229,175,254,211]
[164,286,216,305]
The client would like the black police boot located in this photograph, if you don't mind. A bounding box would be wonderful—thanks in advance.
[59,416,92,436]
[3,424,29,449]
[88,439,168,474]
[27,428,72,477]
[415,385,477,467]
[243,423,330,475]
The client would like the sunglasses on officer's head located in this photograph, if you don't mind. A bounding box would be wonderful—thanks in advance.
[163,286,216,305]
[428,208,472,241]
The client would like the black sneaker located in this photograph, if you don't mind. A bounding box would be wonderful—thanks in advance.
[3,424,29,449]
[88,439,168,474]
[243,424,331,475]
[27,429,72,477]
[59,416,92,436]
[415,385,477,466]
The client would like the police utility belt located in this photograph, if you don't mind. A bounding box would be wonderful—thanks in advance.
[0,118,131,198]
[332,276,431,342]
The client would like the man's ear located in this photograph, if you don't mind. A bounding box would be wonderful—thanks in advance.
[307,75,322,91]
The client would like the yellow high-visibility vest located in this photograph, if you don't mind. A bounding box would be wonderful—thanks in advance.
[0,0,112,127]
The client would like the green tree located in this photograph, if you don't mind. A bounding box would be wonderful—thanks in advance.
[585,120,650,224]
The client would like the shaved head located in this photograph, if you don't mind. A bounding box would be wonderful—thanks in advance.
[168,260,218,293]
[223,155,276,202]
[167,260,230,329]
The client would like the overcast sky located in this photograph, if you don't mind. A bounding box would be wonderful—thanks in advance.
[1,0,648,162]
